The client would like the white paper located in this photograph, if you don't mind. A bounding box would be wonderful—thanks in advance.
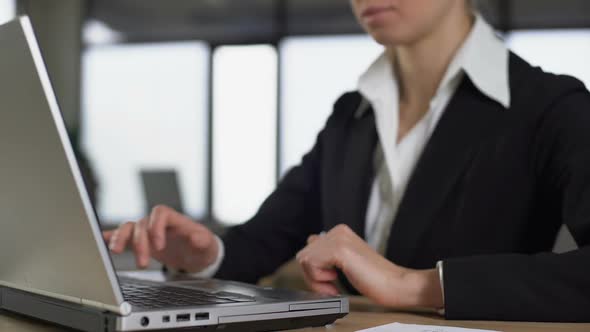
[357,322,500,332]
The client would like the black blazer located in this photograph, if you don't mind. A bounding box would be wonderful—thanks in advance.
[215,53,590,322]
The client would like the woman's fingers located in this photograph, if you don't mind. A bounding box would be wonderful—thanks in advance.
[133,218,151,268]
[308,280,340,296]
[105,206,216,271]
[102,230,114,242]
[148,205,174,251]
[301,262,338,282]
[148,205,204,251]
[108,222,135,254]
[307,234,319,244]
[300,265,339,296]
[298,255,339,296]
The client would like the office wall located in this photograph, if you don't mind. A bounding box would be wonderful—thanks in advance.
[18,0,85,130]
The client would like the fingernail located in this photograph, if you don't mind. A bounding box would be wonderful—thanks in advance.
[156,238,164,251]
[109,241,116,250]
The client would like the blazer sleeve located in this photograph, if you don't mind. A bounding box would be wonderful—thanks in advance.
[442,84,590,321]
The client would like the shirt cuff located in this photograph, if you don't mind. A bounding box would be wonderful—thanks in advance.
[436,260,446,315]
[166,235,225,278]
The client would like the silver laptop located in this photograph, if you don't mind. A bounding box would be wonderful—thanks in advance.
[0,16,348,331]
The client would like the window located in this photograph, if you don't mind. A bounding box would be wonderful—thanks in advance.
[82,42,209,224]
[507,30,590,89]
[212,45,277,225]
[280,35,383,175]
[0,0,15,25]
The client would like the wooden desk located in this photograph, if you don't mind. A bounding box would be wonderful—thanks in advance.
[296,311,590,332]
[2,297,589,332]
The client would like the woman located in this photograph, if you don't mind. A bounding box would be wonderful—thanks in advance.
[105,0,590,321]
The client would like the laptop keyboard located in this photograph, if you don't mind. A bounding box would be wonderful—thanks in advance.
[120,280,256,309]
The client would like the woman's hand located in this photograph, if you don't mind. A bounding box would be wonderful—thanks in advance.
[102,205,219,273]
[296,224,443,309]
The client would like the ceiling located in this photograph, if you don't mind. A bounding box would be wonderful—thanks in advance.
[86,0,590,44]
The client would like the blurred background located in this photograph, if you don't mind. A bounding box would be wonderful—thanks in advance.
[1,1,589,259]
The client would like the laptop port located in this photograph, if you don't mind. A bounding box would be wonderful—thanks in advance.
[140,317,149,327]
[162,315,170,323]
[195,312,209,321]
[176,313,190,322]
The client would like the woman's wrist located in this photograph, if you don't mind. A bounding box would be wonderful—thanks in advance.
[404,268,444,309]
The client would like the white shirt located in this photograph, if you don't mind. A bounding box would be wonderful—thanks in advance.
[359,14,510,253]
[194,16,511,290]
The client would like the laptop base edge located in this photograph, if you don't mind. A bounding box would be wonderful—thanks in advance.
[196,313,347,332]
[1,287,347,332]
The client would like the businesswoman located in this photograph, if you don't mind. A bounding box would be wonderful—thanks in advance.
[104,0,590,321]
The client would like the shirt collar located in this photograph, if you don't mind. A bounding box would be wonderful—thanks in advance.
[357,15,510,118]
[458,14,511,108]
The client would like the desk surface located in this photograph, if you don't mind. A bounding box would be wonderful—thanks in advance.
[2,297,590,332]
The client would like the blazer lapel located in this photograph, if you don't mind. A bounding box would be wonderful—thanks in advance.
[385,78,506,267]
[332,102,378,238]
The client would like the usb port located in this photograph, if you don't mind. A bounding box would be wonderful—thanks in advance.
[162,315,170,323]
[195,312,209,321]
[176,314,190,322]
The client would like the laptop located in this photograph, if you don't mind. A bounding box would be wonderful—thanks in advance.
[141,170,185,214]
[0,16,348,331]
